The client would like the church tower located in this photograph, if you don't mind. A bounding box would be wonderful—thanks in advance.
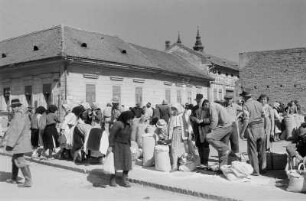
[193,27,204,52]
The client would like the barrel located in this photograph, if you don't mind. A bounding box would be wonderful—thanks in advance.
[154,145,171,172]
[142,133,156,167]
[285,115,296,140]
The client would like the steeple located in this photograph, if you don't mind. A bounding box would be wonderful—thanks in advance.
[193,26,204,52]
[177,32,182,44]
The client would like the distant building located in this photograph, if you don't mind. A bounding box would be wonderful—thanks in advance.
[0,25,213,113]
[166,28,240,101]
[239,47,306,108]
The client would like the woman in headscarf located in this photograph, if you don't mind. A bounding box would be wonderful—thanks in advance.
[71,105,92,163]
[108,111,134,187]
[168,103,189,171]
[272,102,283,141]
[258,94,274,151]
[57,104,77,159]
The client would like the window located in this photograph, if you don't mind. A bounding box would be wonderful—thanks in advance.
[187,90,192,104]
[25,86,32,106]
[219,89,223,100]
[165,89,171,104]
[86,84,96,103]
[3,87,10,105]
[112,85,121,104]
[177,90,182,104]
[135,87,143,105]
[213,88,217,101]
[43,84,52,106]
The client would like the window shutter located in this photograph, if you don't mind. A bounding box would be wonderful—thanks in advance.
[135,87,143,105]
[177,90,182,104]
[86,84,96,103]
[112,85,121,104]
[165,89,171,104]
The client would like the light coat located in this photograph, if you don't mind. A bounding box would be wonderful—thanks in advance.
[6,107,32,154]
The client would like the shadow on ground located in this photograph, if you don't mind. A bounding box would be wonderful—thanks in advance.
[86,169,127,188]
[0,171,22,182]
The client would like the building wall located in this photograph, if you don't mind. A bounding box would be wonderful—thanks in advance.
[208,68,239,101]
[168,46,239,102]
[239,47,306,108]
[66,63,209,109]
[0,61,64,112]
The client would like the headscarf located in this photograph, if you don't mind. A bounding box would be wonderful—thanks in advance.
[35,106,46,114]
[48,105,58,113]
[117,111,134,126]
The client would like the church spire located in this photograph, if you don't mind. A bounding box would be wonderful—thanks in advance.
[193,26,204,52]
[177,31,182,44]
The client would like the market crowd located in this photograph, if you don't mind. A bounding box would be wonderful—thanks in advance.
[2,88,306,188]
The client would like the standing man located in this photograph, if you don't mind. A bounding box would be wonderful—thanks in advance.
[223,93,243,157]
[239,88,266,176]
[144,102,153,121]
[5,99,32,187]
[158,100,171,123]
[190,94,210,167]
[203,100,233,167]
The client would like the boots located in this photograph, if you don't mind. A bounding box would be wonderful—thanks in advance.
[18,166,32,188]
[109,174,117,187]
[6,161,20,184]
[122,171,131,188]
[202,148,210,166]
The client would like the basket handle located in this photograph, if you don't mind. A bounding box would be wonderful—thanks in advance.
[297,163,305,174]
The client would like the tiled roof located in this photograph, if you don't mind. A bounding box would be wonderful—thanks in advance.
[62,26,154,68]
[0,26,63,67]
[168,43,239,71]
[0,25,212,80]
[130,44,213,80]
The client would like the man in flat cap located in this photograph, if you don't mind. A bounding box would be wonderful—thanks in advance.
[240,88,266,176]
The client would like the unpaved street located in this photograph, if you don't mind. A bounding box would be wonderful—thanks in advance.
[0,155,209,201]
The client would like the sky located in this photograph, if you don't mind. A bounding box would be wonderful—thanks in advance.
[0,0,305,62]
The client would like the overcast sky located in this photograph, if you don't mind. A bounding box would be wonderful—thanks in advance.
[0,0,305,62]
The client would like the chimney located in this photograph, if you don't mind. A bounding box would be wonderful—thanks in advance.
[165,41,171,50]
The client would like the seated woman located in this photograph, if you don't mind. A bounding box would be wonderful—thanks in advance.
[286,124,306,168]
[155,119,169,145]
[71,106,92,163]
[86,118,108,164]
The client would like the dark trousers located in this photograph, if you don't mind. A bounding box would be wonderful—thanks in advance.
[194,125,210,165]
[197,141,210,165]
[247,123,266,174]
[31,129,39,148]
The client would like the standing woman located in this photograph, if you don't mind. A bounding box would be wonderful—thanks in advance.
[108,111,134,187]
[5,99,32,187]
[168,103,189,171]
[258,94,275,151]
[58,104,77,159]
[43,105,60,158]
[30,106,46,158]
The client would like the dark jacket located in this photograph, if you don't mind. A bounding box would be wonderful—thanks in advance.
[109,121,132,146]
[131,107,143,118]
[158,104,171,123]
